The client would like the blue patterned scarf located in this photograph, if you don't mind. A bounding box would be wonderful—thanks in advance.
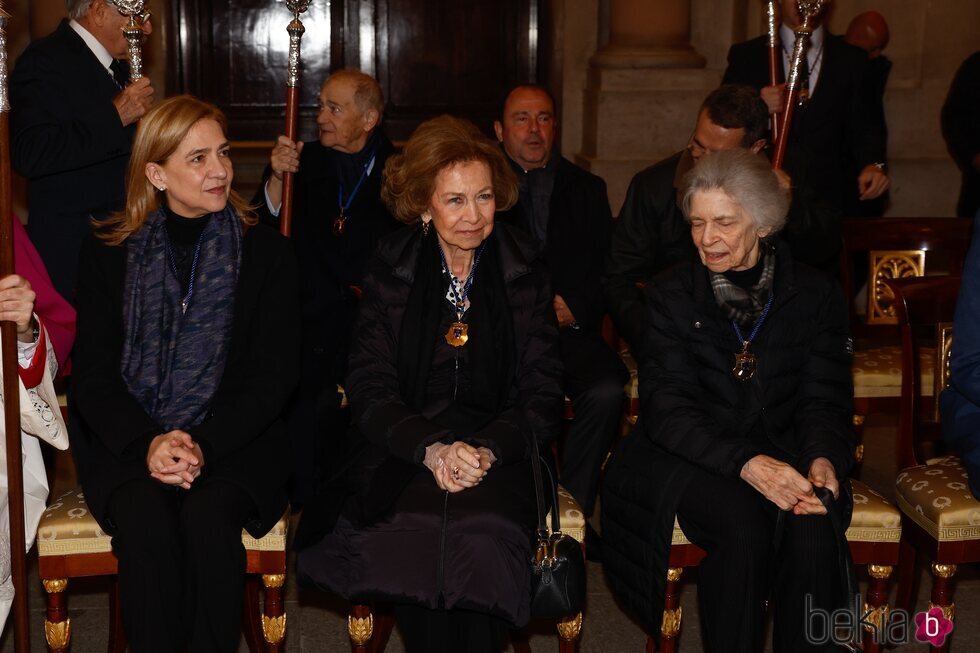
[120,206,243,431]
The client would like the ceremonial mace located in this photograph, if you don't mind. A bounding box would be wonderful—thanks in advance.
[280,0,312,238]
[0,5,30,651]
[111,0,150,82]
[772,0,827,170]
[766,0,781,144]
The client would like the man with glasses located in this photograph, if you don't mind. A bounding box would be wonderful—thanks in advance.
[604,85,770,354]
[10,0,154,300]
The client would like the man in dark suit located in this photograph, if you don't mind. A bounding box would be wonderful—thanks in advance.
[254,69,400,506]
[494,85,627,544]
[11,0,154,301]
[723,0,889,217]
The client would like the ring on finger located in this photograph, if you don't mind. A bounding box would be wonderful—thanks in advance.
[452,465,461,481]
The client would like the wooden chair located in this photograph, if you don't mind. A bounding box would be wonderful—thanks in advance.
[887,275,980,652]
[346,485,587,653]
[841,217,972,416]
[36,486,289,652]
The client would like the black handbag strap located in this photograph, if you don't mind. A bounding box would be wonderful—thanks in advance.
[815,486,859,602]
[529,433,561,536]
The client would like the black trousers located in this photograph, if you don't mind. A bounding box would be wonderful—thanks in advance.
[395,604,510,653]
[675,466,848,653]
[559,329,627,515]
[107,476,254,653]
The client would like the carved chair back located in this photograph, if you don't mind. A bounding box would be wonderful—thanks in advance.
[886,275,961,470]
[841,217,972,340]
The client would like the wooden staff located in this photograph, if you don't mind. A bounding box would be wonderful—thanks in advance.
[766,0,781,143]
[0,5,30,651]
[111,0,149,82]
[280,0,312,238]
[771,0,826,170]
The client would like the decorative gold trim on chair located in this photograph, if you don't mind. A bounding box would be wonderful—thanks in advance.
[931,563,957,578]
[935,323,953,421]
[262,573,286,589]
[44,619,71,649]
[42,578,68,594]
[868,250,925,325]
[348,613,374,646]
[862,603,889,633]
[556,612,583,641]
[868,564,893,579]
[661,607,683,638]
[666,567,683,582]
[261,614,287,645]
[927,602,955,622]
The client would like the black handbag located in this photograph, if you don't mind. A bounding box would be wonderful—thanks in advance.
[528,434,586,619]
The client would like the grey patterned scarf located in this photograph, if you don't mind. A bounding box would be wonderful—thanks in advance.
[120,206,243,431]
[709,247,776,325]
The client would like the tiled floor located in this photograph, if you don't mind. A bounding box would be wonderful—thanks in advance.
[2,415,977,652]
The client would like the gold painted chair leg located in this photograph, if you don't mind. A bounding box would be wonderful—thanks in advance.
[928,563,956,653]
[261,573,287,652]
[42,578,71,653]
[659,567,683,653]
[557,612,583,653]
[863,564,892,653]
[349,604,374,653]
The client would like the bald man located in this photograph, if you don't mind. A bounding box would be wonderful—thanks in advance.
[845,11,892,104]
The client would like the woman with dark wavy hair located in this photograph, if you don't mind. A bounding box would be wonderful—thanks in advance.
[297,115,563,652]
[70,95,300,652]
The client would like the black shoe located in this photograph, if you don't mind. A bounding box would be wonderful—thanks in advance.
[585,523,603,562]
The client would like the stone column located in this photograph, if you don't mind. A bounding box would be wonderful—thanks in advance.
[576,0,719,212]
[593,0,705,69]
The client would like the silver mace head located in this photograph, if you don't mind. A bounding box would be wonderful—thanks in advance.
[285,0,312,20]
[795,0,827,29]
[108,0,150,28]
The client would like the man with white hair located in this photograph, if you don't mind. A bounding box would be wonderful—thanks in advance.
[10,0,154,301]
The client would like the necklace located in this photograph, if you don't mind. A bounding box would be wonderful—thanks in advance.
[165,229,206,315]
[731,293,774,381]
[333,152,377,237]
[438,241,487,347]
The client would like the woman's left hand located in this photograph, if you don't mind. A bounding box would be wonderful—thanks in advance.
[0,275,37,342]
[793,457,840,516]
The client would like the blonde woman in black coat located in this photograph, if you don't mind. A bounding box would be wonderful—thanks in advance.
[296,116,563,653]
[602,149,854,652]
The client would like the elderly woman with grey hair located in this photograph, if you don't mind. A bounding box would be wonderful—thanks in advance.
[602,148,855,652]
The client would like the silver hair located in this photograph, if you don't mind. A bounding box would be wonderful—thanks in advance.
[67,0,96,20]
[679,149,790,235]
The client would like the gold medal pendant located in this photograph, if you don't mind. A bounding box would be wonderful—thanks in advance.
[332,211,346,237]
[445,321,469,347]
[733,343,757,381]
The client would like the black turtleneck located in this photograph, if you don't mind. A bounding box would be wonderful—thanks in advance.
[722,251,765,291]
[164,205,211,295]
[507,145,560,248]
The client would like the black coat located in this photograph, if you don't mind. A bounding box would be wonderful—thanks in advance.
[11,20,135,299]
[496,156,612,334]
[603,152,696,352]
[295,223,564,547]
[723,33,887,215]
[253,136,402,387]
[941,51,980,218]
[601,242,854,633]
[70,224,301,536]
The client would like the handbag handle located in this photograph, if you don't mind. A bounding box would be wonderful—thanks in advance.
[529,432,562,537]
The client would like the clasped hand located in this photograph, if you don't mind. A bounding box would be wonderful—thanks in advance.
[740,454,839,515]
[146,430,205,490]
[423,441,495,493]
